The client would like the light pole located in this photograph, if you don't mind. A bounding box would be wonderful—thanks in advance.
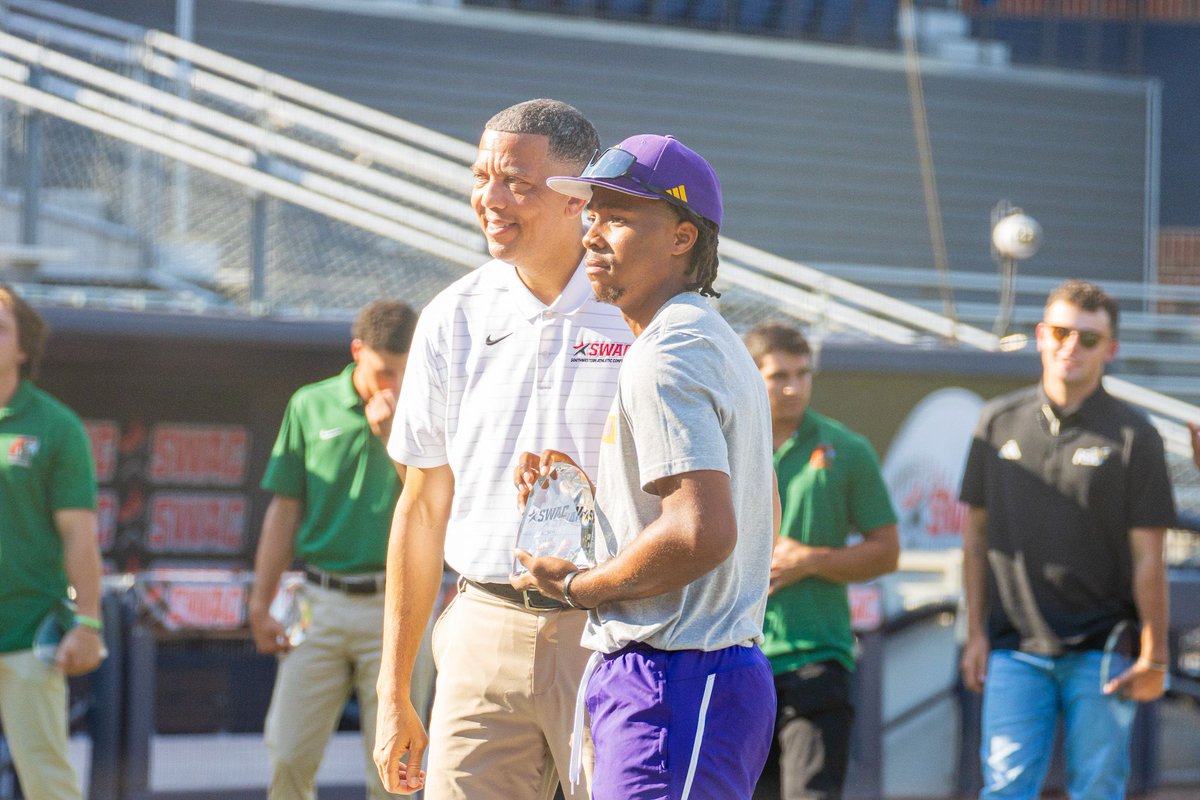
[991,201,1042,342]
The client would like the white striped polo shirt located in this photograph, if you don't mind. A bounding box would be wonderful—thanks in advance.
[389,258,633,581]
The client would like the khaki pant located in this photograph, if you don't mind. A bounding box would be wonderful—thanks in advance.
[425,582,593,800]
[264,583,404,800]
[0,649,82,800]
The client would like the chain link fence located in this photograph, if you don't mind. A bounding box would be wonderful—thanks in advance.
[0,94,473,313]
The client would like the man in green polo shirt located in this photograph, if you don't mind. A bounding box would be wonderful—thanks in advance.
[745,322,900,800]
[0,285,104,800]
[247,299,416,800]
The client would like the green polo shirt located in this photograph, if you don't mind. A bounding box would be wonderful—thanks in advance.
[261,364,401,574]
[762,409,897,673]
[0,380,98,653]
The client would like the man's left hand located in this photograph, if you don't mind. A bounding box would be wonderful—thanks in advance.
[769,537,823,593]
[1103,661,1168,702]
[366,389,398,442]
[56,625,106,677]
[510,550,577,602]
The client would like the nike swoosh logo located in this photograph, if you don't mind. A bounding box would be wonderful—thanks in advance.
[319,428,342,440]
[485,333,513,346]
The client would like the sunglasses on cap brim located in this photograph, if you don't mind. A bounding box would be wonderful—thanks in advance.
[582,148,692,215]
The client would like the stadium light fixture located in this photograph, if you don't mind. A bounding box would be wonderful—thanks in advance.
[991,201,1042,345]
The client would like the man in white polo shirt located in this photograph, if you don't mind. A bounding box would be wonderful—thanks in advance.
[373,99,632,799]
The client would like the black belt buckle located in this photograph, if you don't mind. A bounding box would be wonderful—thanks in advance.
[467,579,565,611]
[522,588,559,611]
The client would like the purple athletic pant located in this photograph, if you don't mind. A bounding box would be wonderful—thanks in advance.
[586,642,776,800]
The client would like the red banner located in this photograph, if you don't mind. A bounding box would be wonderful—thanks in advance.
[849,583,884,632]
[147,492,248,553]
[149,424,249,487]
[86,420,120,483]
[97,489,118,551]
[134,569,251,630]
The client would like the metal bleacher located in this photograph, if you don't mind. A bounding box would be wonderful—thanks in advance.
[0,0,998,342]
[1,0,1196,419]
[52,1,1195,399]
[60,0,1157,285]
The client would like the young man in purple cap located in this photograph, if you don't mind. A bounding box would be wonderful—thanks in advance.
[512,134,777,799]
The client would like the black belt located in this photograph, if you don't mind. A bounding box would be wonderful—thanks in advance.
[304,565,385,595]
[464,579,569,611]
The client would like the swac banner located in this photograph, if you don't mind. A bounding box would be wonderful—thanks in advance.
[149,424,249,487]
[134,568,252,631]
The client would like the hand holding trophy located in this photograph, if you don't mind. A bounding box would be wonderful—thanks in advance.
[269,573,313,648]
[511,450,595,578]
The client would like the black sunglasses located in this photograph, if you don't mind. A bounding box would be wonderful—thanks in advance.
[1045,324,1106,349]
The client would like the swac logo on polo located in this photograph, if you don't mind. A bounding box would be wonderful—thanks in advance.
[7,435,39,467]
[571,340,631,363]
[809,444,836,469]
[999,440,1022,461]
[1071,446,1111,467]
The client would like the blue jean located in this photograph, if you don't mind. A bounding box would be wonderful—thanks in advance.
[980,649,1137,800]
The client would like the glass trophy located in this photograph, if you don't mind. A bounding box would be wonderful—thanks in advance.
[33,600,77,664]
[512,463,595,577]
[1100,619,1137,690]
[269,573,313,647]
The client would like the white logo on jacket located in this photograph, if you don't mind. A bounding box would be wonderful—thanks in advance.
[1071,446,1111,467]
[999,440,1022,461]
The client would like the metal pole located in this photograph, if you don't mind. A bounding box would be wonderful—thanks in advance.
[171,0,194,237]
[250,159,268,312]
[0,0,7,192]
[20,67,44,248]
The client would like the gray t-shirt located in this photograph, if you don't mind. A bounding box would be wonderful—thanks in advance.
[580,293,774,654]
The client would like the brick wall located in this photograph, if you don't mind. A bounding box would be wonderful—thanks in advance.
[1160,228,1200,286]
[1157,227,1200,314]
[968,0,1200,21]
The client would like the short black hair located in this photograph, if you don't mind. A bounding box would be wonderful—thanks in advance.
[485,99,599,171]
[743,322,811,367]
[1046,279,1120,339]
[0,283,47,381]
[352,300,417,354]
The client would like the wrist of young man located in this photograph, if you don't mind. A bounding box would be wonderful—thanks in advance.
[561,569,593,611]
[73,613,104,634]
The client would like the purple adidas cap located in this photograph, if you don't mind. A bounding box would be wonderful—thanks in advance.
[547,134,723,228]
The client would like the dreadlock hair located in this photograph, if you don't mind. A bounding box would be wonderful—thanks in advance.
[667,204,721,299]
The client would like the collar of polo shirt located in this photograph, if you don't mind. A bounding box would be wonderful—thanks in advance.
[497,259,596,322]
[1038,381,1111,425]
